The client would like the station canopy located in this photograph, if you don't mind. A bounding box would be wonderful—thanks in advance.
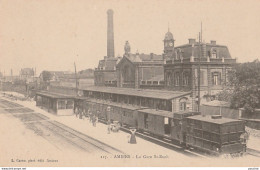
[36,91,75,99]
[81,86,191,100]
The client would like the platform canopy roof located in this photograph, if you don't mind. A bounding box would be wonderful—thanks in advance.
[81,86,191,100]
[36,91,75,99]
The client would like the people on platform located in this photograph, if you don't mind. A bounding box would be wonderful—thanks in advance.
[129,128,137,144]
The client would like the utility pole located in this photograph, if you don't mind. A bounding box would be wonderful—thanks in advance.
[74,62,79,96]
[198,22,202,112]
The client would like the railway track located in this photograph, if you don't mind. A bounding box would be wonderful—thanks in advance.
[1,98,259,158]
[38,120,124,154]
[247,148,260,157]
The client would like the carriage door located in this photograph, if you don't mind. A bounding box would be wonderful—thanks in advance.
[164,117,171,135]
[144,113,149,129]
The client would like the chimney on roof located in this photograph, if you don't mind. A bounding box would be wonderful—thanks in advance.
[211,40,216,45]
[188,39,196,45]
[211,115,222,119]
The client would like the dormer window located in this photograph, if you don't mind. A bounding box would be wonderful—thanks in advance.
[211,49,217,59]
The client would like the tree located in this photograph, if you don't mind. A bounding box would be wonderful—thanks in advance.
[41,71,52,82]
[217,59,260,113]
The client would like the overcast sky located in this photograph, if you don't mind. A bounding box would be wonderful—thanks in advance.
[0,0,260,76]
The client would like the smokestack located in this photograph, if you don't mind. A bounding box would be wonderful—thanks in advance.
[107,9,115,58]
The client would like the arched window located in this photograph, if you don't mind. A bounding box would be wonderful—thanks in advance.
[212,72,221,85]
[166,72,172,86]
[179,97,188,111]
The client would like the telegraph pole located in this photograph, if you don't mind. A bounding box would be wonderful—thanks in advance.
[74,62,79,96]
[198,22,202,112]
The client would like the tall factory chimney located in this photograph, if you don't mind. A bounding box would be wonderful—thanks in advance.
[107,9,115,58]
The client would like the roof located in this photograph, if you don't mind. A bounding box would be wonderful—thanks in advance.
[202,100,230,107]
[81,86,191,100]
[138,108,173,118]
[36,91,75,99]
[187,115,243,124]
[125,53,163,64]
[97,57,119,70]
[174,43,232,59]
[86,98,147,111]
[164,31,174,40]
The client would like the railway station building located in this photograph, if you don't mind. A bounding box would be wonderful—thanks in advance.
[163,38,236,103]
[116,41,164,89]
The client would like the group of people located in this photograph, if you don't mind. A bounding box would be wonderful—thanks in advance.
[74,105,137,144]
[74,107,98,127]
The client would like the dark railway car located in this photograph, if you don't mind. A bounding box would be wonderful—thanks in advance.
[185,115,246,156]
[171,111,200,143]
[84,99,146,127]
[137,109,199,142]
[137,109,174,138]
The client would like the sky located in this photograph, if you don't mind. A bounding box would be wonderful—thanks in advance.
[0,0,260,76]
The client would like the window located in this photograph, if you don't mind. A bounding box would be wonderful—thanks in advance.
[212,72,221,85]
[175,72,180,86]
[179,98,188,111]
[183,72,189,86]
[166,72,171,86]
[211,49,217,59]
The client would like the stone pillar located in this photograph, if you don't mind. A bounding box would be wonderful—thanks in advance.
[191,65,197,111]
[207,66,211,96]
[222,66,226,88]
[135,66,139,89]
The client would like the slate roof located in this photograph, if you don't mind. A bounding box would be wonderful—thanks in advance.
[97,57,119,70]
[173,43,232,59]
[126,53,163,64]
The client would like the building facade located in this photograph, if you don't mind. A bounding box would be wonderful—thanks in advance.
[164,38,236,104]
[116,41,164,89]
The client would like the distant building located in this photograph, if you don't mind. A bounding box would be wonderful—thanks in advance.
[20,68,35,80]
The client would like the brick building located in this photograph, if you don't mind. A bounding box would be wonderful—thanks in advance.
[164,37,236,104]
[116,41,164,89]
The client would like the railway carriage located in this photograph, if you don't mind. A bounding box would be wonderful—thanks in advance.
[184,115,246,156]
[72,97,246,156]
